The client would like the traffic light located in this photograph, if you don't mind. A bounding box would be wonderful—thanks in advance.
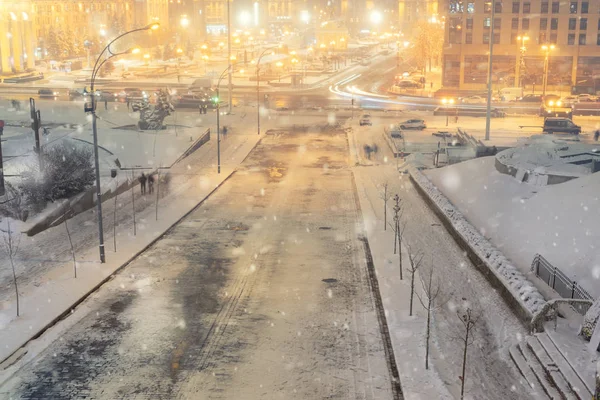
[212,96,219,104]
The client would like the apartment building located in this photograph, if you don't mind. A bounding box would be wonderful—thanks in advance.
[442,0,600,93]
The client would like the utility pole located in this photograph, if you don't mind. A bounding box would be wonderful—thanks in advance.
[227,0,233,114]
[484,0,496,141]
[29,98,43,170]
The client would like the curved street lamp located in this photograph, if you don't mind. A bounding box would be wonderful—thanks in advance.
[215,62,242,173]
[86,22,159,263]
[256,46,277,136]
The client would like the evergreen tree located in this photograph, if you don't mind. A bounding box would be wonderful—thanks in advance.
[46,28,61,59]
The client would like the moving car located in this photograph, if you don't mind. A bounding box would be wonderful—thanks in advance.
[95,90,118,101]
[38,89,59,98]
[359,114,372,126]
[126,90,149,102]
[399,119,426,130]
[461,95,487,104]
[542,117,581,135]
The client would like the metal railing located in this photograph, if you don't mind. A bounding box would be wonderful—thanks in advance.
[531,253,594,314]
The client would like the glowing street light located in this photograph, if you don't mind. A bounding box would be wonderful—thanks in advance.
[300,10,310,24]
[180,15,190,28]
[239,11,252,26]
[370,10,383,25]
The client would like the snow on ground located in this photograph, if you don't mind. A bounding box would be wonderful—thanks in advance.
[496,135,599,178]
[425,156,600,299]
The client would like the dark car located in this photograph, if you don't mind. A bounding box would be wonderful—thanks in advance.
[519,94,543,103]
[38,89,59,98]
[543,117,581,135]
[125,90,149,102]
[68,89,89,98]
[173,94,210,108]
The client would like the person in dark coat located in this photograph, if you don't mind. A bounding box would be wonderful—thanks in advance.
[139,173,147,194]
[594,130,600,141]
[148,174,155,194]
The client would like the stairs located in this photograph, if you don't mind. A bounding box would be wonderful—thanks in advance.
[510,333,593,400]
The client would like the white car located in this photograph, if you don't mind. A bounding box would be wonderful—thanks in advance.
[399,119,426,130]
[461,95,487,104]
[577,94,596,102]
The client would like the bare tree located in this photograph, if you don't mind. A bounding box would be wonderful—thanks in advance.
[377,181,392,230]
[457,306,479,399]
[389,194,405,279]
[113,178,118,252]
[416,261,445,370]
[2,219,22,316]
[406,242,424,317]
[63,207,77,278]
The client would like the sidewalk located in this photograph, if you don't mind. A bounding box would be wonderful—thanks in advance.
[0,114,263,377]
[353,166,453,400]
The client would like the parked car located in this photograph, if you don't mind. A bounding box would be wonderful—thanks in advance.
[396,80,421,88]
[562,96,578,107]
[518,94,543,103]
[359,114,372,126]
[461,95,487,104]
[68,89,88,98]
[126,90,149,102]
[38,89,59,98]
[95,90,118,101]
[173,94,211,108]
[577,94,596,102]
[542,117,581,135]
[399,119,426,130]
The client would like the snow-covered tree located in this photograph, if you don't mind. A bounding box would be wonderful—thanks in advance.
[20,142,95,212]
[46,28,62,59]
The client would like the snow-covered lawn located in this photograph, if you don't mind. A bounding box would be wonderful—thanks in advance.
[425,156,600,299]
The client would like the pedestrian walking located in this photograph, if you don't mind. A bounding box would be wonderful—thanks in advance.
[104,99,108,110]
[139,173,147,195]
[204,104,208,114]
[595,130,600,141]
[222,126,228,136]
[455,115,459,124]
[126,99,130,111]
[199,104,203,115]
[148,174,155,194]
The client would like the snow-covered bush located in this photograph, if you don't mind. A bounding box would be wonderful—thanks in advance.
[582,298,600,341]
[19,142,94,212]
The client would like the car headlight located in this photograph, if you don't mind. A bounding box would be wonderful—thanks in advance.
[53,92,58,95]
[557,101,562,106]
[548,100,554,106]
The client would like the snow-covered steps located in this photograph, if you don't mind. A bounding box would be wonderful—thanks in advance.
[510,333,592,400]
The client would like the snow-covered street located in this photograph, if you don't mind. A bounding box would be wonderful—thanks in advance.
[0,128,394,399]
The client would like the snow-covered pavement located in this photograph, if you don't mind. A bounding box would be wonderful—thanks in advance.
[349,120,543,399]
[1,128,393,399]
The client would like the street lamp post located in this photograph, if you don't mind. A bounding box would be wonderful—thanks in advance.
[216,63,240,173]
[441,98,455,126]
[516,35,529,88]
[256,47,275,136]
[176,48,183,83]
[542,44,555,97]
[87,23,157,263]
[484,0,496,141]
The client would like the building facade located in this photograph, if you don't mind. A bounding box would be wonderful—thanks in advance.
[0,1,36,73]
[442,0,600,94]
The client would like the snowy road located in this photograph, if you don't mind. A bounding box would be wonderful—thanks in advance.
[350,122,540,399]
[2,129,394,399]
